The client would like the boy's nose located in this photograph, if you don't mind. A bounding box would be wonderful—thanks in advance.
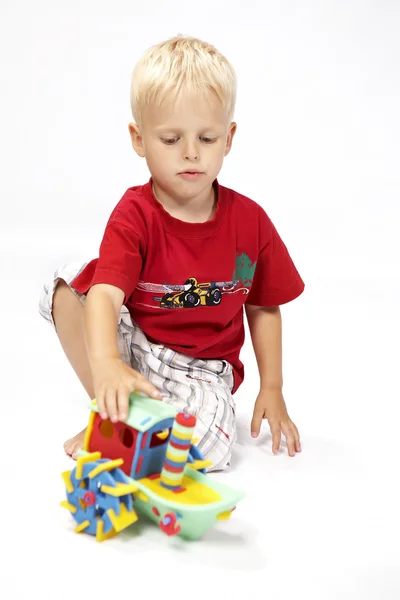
[183,143,199,161]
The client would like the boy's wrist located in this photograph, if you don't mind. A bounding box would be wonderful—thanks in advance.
[90,354,120,368]
[260,380,283,392]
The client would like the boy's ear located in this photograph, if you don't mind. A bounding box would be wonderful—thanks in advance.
[128,122,145,157]
[224,122,237,156]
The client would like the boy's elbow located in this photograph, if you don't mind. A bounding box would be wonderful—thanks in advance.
[86,284,125,314]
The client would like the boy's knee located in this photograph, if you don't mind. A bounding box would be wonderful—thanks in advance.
[39,278,61,327]
[52,280,82,327]
[52,279,70,307]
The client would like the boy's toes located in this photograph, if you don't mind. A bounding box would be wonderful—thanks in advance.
[71,443,81,460]
[63,429,87,460]
[63,439,74,456]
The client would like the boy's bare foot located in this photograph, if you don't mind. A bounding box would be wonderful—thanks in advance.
[64,428,86,459]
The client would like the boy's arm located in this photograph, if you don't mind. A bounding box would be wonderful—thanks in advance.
[84,284,161,421]
[245,304,283,390]
[84,284,125,365]
[245,304,301,456]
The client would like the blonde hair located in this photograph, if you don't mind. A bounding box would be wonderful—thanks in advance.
[130,35,237,126]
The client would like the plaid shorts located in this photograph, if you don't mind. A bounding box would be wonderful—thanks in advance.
[39,262,237,471]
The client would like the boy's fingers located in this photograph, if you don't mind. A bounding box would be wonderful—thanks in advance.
[105,390,118,422]
[117,388,129,421]
[251,407,264,438]
[282,423,296,457]
[96,392,108,420]
[288,421,301,456]
[287,439,296,457]
[134,377,162,400]
[270,423,281,454]
[293,425,302,452]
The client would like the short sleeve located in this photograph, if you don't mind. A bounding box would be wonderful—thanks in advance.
[246,209,305,307]
[72,218,143,302]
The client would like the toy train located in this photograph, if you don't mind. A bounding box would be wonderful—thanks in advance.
[60,393,245,541]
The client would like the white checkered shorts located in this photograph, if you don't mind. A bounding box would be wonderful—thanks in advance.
[39,262,237,471]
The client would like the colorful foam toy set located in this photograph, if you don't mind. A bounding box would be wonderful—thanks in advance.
[60,394,245,541]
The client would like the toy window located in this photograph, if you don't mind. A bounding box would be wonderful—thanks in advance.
[119,426,135,448]
[150,428,171,448]
[99,419,114,439]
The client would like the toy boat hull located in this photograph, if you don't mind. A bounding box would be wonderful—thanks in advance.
[127,465,245,540]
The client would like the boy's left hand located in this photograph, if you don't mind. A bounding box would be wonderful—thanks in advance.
[251,389,301,457]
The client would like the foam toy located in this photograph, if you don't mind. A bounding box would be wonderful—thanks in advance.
[60,393,245,541]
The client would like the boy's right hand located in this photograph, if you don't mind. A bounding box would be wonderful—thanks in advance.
[91,357,162,423]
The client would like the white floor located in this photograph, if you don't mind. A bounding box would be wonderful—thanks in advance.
[2,228,399,600]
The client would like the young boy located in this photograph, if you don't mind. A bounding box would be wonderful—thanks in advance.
[39,36,304,471]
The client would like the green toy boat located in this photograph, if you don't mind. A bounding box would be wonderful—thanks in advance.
[60,394,245,541]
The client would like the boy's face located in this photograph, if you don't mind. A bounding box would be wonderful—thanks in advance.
[129,92,236,200]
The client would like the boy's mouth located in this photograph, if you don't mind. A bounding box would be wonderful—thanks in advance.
[178,171,205,180]
[179,170,204,174]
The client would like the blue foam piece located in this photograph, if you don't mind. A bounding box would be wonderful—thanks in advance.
[66,459,134,536]
[163,455,185,470]
[160,481,179,491]
[131,417,175,479]
[188,445,207,474]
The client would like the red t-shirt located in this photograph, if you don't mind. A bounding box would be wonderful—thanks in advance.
[72,178,304,393]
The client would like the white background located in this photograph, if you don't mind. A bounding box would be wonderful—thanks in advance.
[1,1,399,598]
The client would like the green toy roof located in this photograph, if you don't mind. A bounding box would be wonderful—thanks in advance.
[90,393,177,432]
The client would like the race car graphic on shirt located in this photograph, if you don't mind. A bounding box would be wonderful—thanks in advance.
[136,277,249,309]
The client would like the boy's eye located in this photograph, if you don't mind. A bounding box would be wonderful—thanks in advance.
[161,137,216,145]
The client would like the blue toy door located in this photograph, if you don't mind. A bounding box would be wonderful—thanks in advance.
[131,418,174,479]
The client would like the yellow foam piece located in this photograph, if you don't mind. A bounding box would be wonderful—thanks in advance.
[156,429,169,440]
[87,458,124,479]
[139,475,222,506]
[107,504,138,533]
[136,491,149,502]
[75,452,102,480]
[166,449,187,464]
[187,460,213,471]
[83,410,96,451]
[172,429,193,441]
[75,520,91,533]
[216,510,232,521]
[60,500,77,514]
[191,438,199,445]
[96,521,117,542]
[101,482,138,496]
[61,470,74,493]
